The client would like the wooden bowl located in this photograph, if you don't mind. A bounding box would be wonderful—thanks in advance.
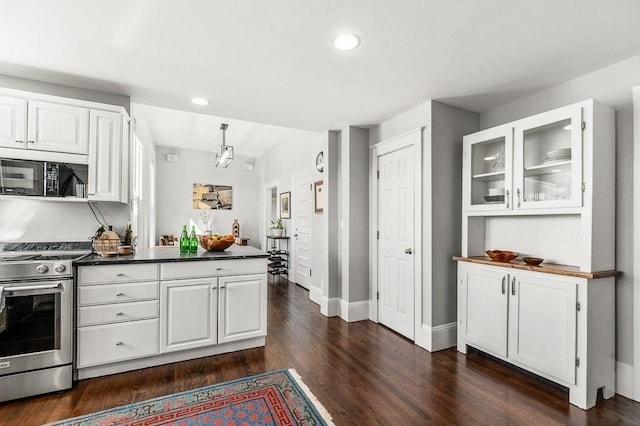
[485,250,518,263]
[199,234,235,252]
[523,257,544,266]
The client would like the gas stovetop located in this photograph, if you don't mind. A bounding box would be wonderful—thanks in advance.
[0,243,91,281]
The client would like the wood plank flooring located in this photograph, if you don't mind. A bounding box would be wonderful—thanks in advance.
[1,281,639,425]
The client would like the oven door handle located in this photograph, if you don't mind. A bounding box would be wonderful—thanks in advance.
[4,282,64,296]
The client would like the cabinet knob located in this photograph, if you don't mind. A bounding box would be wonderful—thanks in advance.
[216,267,223,271]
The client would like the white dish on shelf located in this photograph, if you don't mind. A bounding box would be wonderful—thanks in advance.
[546,148,571,160]
[542,156,571,164]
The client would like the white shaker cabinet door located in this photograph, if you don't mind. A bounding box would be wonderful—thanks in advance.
[88,109,122,202]
[218,274,267,344]
[0,96,26,149]
[460,264,509,357]
[508,273,577,384]
[26,100,89,154]
[160,278,217,353]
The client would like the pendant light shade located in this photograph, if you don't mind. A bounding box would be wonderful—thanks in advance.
[215,123,234,168]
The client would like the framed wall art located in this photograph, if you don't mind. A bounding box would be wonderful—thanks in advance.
[314,180,324,213]
[280,191,291,219]
[193,183,232,209]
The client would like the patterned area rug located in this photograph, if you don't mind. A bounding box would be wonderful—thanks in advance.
[47,369,334,426]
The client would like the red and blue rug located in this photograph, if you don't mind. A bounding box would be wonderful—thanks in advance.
[47,369,333,426]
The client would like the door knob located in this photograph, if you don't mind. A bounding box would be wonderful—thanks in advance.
[404,248,413,254]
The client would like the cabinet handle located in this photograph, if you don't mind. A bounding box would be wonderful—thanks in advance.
[27,140,34,144]
[15,140,24,144]
[116,312,124,316]
[505,190,510,209]
[216,267,223,271]
[116,273,126,277]
[511,277,516,295]
[501,276,506,294]
[115,341,124,346]
[116,292,125,297]
[516,188,521,208]
[220,285,226,289]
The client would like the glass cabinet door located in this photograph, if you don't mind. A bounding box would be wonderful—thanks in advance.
[463,126,512,212]
[513,105,582,209]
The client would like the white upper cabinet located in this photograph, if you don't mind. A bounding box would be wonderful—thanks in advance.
[463,125,513,212]
[88,109,123,202]
[27,101,89,154]
[513,104,583,210]
[0,96,27,148]
[463,101,594,214]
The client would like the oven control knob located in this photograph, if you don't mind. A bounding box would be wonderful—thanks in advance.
[36,264,49,274]
[54,264,66,273]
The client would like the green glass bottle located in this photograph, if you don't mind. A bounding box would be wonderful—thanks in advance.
[189,226,199,253]
[179,225,189,253]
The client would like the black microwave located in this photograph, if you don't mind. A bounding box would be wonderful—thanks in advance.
[0,158,88,197]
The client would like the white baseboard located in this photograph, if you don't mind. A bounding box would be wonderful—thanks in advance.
[415,322,457,352]
[309,286,322,306]
[616,361,634,399]
[339,300,370,322]
[320,297,341,317]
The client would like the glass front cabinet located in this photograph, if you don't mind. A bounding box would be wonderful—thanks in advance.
[464,102,585,213]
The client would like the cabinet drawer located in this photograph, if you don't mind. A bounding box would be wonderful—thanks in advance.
[77,319,158,368]
[161,258,266,280]
[78,263,159,285]
[78,300,159,327]
[78,281,158,305]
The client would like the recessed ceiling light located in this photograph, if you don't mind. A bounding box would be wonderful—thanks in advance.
[333,33,361,51]
[191,97,209,106]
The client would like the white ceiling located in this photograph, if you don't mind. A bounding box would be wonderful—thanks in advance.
[133,103,322,158]
[1,0,640,139]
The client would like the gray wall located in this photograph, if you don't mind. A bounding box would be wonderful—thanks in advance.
[340,126,370,303]
[155,146,261,247]
[430,101,479,326]
[256,130,325,290]
[325,131,341,300]
[0,75,131,243]
[479,54,640,366]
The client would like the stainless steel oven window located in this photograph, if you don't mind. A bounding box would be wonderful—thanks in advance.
[0,290,61,357]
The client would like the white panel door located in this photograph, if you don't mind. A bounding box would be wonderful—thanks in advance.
[462,265,509,357]
[293,172,313,289]
[160,278,217,353]
[27,100,89,154]
[218,274,267,344]
[0,96,26,148]
[508,273,577,384]
[377,145,415,339]
[88,109,122,202]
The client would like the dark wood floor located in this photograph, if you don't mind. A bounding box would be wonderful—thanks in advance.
[1,281,639,425]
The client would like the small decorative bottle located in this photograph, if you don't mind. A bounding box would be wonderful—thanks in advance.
[233,219,240,239]
[123,222,133,246]
[189,226,199,253]
[179,225,189,253]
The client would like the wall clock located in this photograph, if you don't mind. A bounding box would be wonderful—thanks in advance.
[316,151,324,172]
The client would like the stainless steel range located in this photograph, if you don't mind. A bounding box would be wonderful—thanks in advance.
[0,252,84,402]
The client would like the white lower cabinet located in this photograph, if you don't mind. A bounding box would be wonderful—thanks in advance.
[160,278,218,353]
[76,259,267,379]
[218,274,267,344]
[458,261,614,409]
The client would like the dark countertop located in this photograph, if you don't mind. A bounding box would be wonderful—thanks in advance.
[75,245,268,266]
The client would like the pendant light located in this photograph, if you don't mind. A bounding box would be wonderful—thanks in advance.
[215,123,234,168]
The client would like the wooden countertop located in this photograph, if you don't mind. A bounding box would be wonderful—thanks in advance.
[452,256,618,279]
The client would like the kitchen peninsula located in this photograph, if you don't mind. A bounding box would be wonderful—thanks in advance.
[74,246,268,379]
